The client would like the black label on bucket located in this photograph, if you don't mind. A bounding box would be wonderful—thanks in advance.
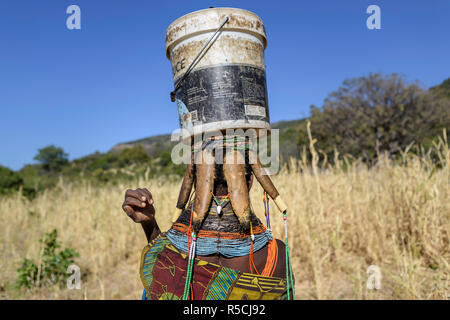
[174,64,269,131]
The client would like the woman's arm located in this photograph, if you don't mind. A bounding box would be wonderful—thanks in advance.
[140,218,161,242]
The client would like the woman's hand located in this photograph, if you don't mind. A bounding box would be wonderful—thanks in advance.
[122,188,155,223]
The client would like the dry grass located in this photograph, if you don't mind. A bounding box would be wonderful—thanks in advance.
[1,130,448,300]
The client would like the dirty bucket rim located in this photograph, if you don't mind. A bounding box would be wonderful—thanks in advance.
[165,7,267,58]
[166,7,264,30]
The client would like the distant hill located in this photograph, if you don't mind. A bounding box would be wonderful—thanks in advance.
[111,118,307,162]
[430,77,450,99]
[112,133,175,159]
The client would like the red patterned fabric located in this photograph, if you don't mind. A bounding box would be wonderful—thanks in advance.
[149,244,220,300]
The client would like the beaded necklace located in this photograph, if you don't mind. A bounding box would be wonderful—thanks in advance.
[167,200,272,258]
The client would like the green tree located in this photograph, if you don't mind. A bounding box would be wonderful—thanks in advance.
[0,165,23,195]
[299,73,450,161]
[34,145,69,173]
[116,145,152,168]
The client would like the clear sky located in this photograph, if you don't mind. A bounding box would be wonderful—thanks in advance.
[0,0,449,170]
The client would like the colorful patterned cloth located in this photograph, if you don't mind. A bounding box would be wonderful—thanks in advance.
[140,233,288,300]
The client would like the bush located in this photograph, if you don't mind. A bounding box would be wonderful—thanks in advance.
[116,145,152,168]
[16,229,80,289]
[0,165,23,195]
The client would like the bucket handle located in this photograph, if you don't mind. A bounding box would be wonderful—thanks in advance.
[170,16,230,102]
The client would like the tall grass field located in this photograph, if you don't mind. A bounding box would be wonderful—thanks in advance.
[1,132,448,300]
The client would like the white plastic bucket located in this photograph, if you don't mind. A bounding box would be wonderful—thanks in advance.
[165,7,270,136]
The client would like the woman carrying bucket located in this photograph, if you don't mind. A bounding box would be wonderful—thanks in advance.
[122,7,295,300]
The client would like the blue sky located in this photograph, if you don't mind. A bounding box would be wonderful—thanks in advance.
[0,0,449,170]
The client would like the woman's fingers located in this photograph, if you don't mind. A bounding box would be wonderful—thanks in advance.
[138,188,154,205]
[125,188,153,205]
[123,205,151,223]
[122,204,134,216]
[125,189,143,201]
[123,196,147,208]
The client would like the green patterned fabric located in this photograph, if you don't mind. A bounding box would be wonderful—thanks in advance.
[205,267,239,300]
[140,235,172,291]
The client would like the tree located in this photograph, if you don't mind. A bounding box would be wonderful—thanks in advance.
[0,165,23,195]
[116,145,152,168]
[299,73,450,161]
[34,145,69,173]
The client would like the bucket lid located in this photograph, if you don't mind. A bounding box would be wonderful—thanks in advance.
[165,7,267,59]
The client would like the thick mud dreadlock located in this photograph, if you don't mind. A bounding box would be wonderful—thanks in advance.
[174,143,287,233]
[212,161,252,196]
